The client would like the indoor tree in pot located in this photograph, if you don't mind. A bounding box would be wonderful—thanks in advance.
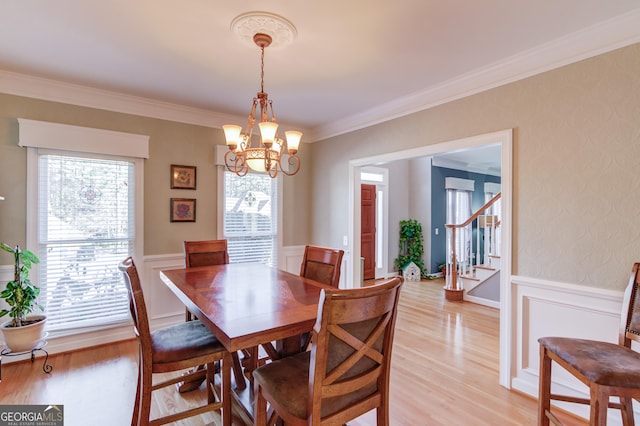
[0,243,46,352]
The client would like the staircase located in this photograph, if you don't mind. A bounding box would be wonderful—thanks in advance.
[460,254,500,308]
[443,193,501,306]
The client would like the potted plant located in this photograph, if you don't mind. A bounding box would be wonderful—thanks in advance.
[394,219,426,278]
[438,263,447,278]
[0,243,46,352]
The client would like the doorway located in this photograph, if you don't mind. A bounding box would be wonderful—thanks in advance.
[361,183,376,280]
[347,129,513,388]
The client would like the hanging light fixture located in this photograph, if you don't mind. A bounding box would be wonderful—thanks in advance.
[223,18,302,178]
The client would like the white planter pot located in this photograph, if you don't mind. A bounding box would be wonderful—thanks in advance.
[1,314,47,353]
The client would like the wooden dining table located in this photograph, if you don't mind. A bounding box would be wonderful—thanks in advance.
[159,262,334,425]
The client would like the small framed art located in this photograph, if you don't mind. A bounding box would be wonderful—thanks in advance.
[170,164,197,190]
[170,198,196,222]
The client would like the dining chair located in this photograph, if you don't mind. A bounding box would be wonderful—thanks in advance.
[297,245,346,352]
[300,245,345,288]
[183,239,247,390]
[254,245,347,366]
[537,262,640,425]
[183,239,229,321]
[253,276,403,426]
[118,256,231,426]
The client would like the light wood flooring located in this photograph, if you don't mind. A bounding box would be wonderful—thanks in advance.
[0,278,586,425]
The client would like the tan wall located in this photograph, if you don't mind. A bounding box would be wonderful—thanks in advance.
[310,43,640,290]
[0,95,310,255]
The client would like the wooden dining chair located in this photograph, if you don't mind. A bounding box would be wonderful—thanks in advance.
[253,276,403,426]
[183,239,229,321]
[538,262,640,425]
[182,239,246,390]
[118,257,231,426]
[255,245,347,366]
[300,245,345,288]
[296,245,346,352]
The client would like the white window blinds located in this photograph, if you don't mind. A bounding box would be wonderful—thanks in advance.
[19,118,147,335]
[222,171,277,265]
[38,154,135,331]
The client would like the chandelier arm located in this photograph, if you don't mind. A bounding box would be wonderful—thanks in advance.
[279,154,301,176]
[224,150,237,172]
[235,154,249,177]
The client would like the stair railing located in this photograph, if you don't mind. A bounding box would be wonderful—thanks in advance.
[444,192,501,299]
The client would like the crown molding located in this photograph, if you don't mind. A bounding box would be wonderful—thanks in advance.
[0,70,247,129]
[308,8,640,142]
[1,9,639,143]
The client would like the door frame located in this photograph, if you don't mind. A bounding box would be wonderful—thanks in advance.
[347,129,513,388]
[361,166,389,279]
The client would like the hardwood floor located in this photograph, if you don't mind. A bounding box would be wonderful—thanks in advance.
[0,278,586,425]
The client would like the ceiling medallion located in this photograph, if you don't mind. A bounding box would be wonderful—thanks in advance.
[230,11,297,48]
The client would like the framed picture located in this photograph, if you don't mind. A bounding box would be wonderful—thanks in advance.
[170,198,196,222]
[170,164,196,190]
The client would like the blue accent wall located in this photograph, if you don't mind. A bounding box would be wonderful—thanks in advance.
[430,166,501,272]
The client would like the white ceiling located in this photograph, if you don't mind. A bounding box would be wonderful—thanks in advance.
[1,1,640,142]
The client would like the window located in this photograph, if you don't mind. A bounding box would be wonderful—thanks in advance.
[37,154,135,331]
[20,118,148,335]
[445,177,475,268]
[221,170,278,265]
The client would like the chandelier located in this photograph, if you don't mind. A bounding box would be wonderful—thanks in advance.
[223,31,302,178]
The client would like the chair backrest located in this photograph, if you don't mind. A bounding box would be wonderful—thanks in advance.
[118,257,152,351]
[307,276,403,423]
[620,262,640,347]
[300,245,345,288]
[184,239,229,268]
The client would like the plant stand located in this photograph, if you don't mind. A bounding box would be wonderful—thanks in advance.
[0,339,52,382]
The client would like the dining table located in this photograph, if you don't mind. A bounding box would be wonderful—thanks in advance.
[159,262,334,425]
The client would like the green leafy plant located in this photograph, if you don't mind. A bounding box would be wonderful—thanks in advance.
[394,219,426,277]
[0,243,43,327]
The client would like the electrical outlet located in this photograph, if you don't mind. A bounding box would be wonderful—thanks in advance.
[343,235,348,246]
[435,228,439,235]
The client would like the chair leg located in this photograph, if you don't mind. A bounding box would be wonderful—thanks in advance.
[254,382,267,426]
[538,345,552,426]
[620,397,635,426]
[231,351,246,390]
[590,384,608,426]
[206,361,215,404]
[131,362,141,426]
[139,363,153,426]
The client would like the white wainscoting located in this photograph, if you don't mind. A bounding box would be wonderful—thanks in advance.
[0,254,187,363]
[510,274,639,423]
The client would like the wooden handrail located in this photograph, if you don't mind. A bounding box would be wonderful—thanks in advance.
[444,192,501,230]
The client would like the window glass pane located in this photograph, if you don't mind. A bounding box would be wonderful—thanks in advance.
[38,154,133,331]
[223,171,277,265]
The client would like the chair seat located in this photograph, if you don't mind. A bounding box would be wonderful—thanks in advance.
[539,336,640,387]
[253,348,378,420]
[151,320,225,364]
[254,351,311,419]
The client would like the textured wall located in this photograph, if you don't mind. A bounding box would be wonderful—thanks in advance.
[310,43,640,290]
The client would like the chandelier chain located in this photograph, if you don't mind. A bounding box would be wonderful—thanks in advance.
[260,46,265,94]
